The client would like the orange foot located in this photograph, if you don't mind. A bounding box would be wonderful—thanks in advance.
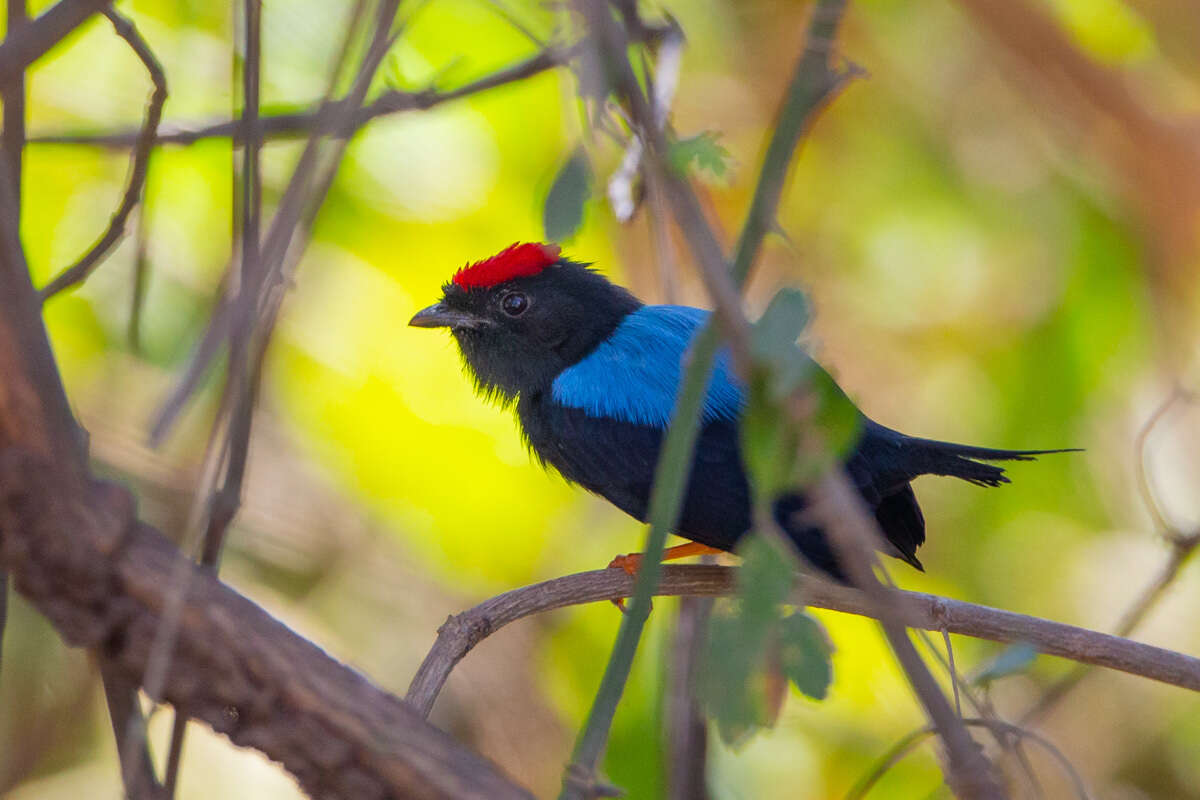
[607,542,722,611]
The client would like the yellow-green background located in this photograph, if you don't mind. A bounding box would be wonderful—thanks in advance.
[4,0,1200,797]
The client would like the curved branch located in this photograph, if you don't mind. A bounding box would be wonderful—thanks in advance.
[38,8,166,301]
[25,22,673,151]
[845,718,1091,800]
[0,0,112,81]
[406,564,1200,719]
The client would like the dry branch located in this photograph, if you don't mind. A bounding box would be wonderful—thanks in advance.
[0,55,531,792]
[27,25,658,151]
[0,0,112,81]
[38,8,166,301]
[0,456,533,800]
[406,564,1200,719]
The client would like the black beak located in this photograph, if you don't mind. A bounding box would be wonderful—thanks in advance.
[408,302,483,330]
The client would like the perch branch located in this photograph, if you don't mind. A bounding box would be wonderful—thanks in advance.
[406,564,1200,719]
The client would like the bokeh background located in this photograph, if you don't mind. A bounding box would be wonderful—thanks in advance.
[4,0,1200,797]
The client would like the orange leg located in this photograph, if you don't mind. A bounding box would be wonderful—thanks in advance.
[608,542,723,611]
[608,542,723,576]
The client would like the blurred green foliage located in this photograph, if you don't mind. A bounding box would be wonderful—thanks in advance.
[5,0,1200,798]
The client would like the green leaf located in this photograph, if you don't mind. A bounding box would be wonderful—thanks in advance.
[698,535,808,747]
[809,366,863,457]
[749,288,814,402]
[777,612,833,700]
[543,147,592,242]
[669,132,731,179]
[737,533,796,620]
[741,287,821,499]
[972,643,1038,687]
[700,607,768,747]
[751,288,810,361]
[740,377,800,501]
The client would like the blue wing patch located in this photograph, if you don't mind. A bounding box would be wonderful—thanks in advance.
[551,305,745,427]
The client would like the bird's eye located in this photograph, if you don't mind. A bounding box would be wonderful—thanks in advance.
[501,292,529,317]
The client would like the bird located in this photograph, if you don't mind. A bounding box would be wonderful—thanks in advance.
[409,242,1070,580]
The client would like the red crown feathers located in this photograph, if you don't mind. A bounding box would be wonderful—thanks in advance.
[452,242,562,290]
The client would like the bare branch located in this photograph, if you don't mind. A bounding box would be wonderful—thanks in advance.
[99,657,166,800]
[607,21,683,222]
[0,0,112,81]
[811,473,1005,797]
[0,0,28,688]
[1021,386,1200,724]
[405,564,1200,720]
[845,718,1091,800]
[162,0,265,790]
[38,8,166,300]
[666,596,711,800]
[0,453,535,800]
[149,1,417,442]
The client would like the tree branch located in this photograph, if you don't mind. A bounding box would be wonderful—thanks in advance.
[0,0,28,685]
[845,718,1091,800]
[406,564,1200,720]
[0,451,534,800]
[25,25,662,151]
[0,34,531,790]
[0,0,111,81]
[38,8,166,301]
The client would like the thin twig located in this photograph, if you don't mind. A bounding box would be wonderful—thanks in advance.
[811,473,1005,798]
[844,718,1090,800]
[667,594,712,800]
[943,629,962,719]
[127,196,150,353]
[0,0,26,685]
[0,0,112,81]
[139,0,388,771]
[38,8,166,300]
[147,0,425,442]
[405,564,1200,719]
[1021,386,1200,724]
[99,657,165,800]
[25,25,669,150]
[607,20,683,222]
[914,628,1044,797]
[161,1,264,793]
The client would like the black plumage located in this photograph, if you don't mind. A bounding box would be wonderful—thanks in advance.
[410,245,1069,578]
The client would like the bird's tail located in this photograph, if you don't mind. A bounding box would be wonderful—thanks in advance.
[899,434,1079,487]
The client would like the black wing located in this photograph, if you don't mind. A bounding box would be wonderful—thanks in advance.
[518,392,751,552]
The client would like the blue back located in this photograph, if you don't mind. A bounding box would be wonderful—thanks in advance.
[551,305,744,427]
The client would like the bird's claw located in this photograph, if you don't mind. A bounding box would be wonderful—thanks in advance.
[607,552,642,576]
[607,553,645,614]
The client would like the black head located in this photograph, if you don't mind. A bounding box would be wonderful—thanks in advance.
[409,243,641,404]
